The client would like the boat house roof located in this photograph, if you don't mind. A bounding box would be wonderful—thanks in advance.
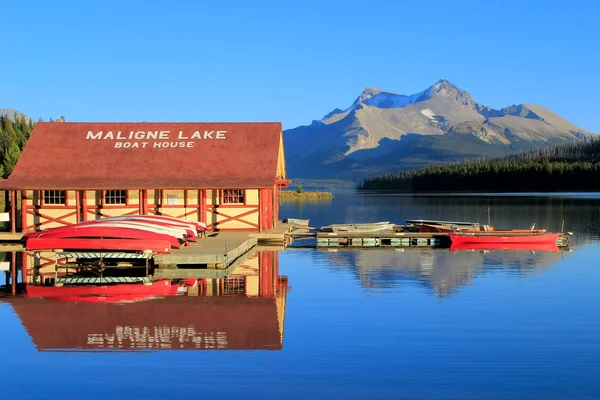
[0,122,286,190]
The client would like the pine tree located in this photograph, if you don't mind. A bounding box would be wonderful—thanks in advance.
[2,141,21,178]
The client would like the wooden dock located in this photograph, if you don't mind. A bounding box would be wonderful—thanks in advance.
[316,231,450,248]
[153,232,257,269]
[314,231,570,248]
[249,223,292,244]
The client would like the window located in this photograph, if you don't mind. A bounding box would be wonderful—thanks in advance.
[223,276,245,295]
[222,189,244,204]
[44,190,66,205]
[105,190,127,205]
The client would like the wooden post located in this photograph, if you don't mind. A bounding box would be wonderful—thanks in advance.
[21,251,27,285]
[142,189,148,215]
[199,189,206,226]
[21,191,27,232]
[264,188,273,230]
[10,190,16,233]
[11,251,16,296]
[139,190,143,215]
[258,189,263,232]
[272,185,277,227]
[82,190,88,221]
[75,190,81,223]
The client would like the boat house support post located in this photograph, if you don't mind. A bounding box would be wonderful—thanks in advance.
[20,191,26,233]
[10,190,16,233]
[21,251,27,285]
[199,190,206,226]
[82,190,88,221]
[142,189,148,215]
[138,189,143,215]
[75,190,81,223]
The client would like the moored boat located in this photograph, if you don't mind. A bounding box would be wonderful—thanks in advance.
[406,219,483,229]
[26,226,182,248]
[283,218,310,226]
[25,237,173,254]
[97,215,207,233]
[320,221,394,233]
[81,221,189,241]
[88,216,200,239]
[449,232,559,245]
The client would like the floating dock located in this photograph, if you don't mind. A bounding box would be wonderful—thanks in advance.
[315,231,448,248]
[313,231,570,249]
[153,232,257,269]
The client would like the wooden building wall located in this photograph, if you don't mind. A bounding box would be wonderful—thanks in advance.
[20,187,278,233]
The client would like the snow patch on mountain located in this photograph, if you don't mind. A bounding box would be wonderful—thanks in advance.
[361,90,427,109]
[420,108,436,120]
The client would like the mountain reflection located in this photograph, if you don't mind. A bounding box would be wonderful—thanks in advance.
[2,250,288,352]
[316,248,566,297]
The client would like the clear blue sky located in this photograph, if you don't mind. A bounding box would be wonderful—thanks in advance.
[1,0,598,132]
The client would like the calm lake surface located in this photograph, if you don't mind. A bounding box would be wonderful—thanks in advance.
[2,192,600,399]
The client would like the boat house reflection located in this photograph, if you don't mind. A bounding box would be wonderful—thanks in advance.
[4,250,288,352]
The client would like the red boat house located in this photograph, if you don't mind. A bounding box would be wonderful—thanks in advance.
[0,122,289,233]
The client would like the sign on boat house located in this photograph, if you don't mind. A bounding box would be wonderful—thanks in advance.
[0,122,289,232]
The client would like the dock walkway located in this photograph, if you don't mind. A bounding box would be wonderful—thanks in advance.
[154,232,257,269]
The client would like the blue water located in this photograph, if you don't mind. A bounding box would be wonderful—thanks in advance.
[1,193,600,399]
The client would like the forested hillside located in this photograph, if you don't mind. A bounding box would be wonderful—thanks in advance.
[0,113,35,178]
[359,136,600,192]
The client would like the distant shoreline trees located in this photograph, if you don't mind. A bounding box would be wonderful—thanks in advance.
[358,137,600,192]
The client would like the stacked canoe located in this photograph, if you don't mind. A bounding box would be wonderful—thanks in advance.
[22,215,207,254]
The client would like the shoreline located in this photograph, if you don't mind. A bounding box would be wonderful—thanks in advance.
[279,191,334,200]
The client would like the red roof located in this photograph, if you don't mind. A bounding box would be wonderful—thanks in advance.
[9,296,282,351]
[0,122,283,189]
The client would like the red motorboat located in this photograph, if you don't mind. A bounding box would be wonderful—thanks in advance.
[25,237,172,254]
[449,232,560,245]
[26,279,175,301]
[26,226,182,248]
[449,241,560,252]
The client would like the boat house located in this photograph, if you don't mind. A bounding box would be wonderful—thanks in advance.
[0,122,289,233]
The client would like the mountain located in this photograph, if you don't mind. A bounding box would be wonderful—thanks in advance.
[0,108,31,122]
[283,79,594,180]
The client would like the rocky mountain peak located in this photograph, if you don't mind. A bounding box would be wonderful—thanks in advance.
[353,86,387,105]
[425,79,476,107]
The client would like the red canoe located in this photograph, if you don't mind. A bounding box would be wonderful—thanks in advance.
[26,226,181,248]
[89,216,200,238]
[89,215,206,233]
[450,241,560,252]
[25,237,172,254]
[449,232,559,245]
[26,280,175,300]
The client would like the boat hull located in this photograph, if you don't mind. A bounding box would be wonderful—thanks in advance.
[27,227,181,248]
[449,232,559,245]
[321,221,393,233]
[25,238,172,254]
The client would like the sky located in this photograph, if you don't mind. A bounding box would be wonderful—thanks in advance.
[1,0,598,132]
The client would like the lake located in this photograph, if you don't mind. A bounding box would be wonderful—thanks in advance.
[1,192,600,399]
